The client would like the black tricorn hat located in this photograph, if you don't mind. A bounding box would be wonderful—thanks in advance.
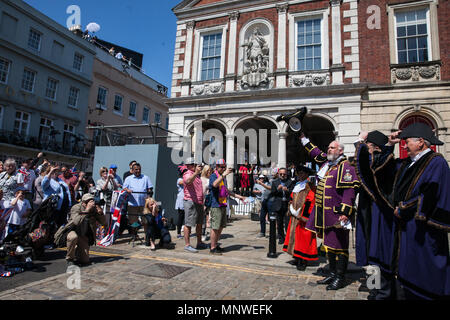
[296,164,314,175]
[276,107,307,132]
[367,130,388,148]
[399,123,443,145]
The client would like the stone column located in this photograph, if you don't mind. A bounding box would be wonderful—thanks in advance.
[181,20,195,96]
[226,11,239,92]
[330,0,344,84]
[226,134,235,189]
[276,3,288,88]
[277,132,287,168]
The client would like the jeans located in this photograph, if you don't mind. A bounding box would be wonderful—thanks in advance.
[259,198,269,234]
[144,215,171,244]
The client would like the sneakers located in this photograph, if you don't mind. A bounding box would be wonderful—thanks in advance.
[196,242,208,250]
[184,245,198,253]
[177,234,183,239]
[256,233,265,238]
[209,247,222,255]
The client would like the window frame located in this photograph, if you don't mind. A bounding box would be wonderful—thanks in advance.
[0,57,11,84]
[28,28,42,52]
[38,117,54,145]
[154,112,161,125]
[192,24,228,82]
[295,18,323,71]
[13,110,31,136]
[0,105,4,130]
[288,9,329,72]
[21,68,36,93]
[142,106,150,124]
[199,32,223,81]
[113,94,123,115]
[388,0,440,65]
[45,77,58,101]
[68,86,80,108]
[73,52,84,71]
[394,7,431,64]
[96,86,108,110]
[128,100,137,121]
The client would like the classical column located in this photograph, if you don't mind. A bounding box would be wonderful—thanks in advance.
[181,20,195,96]
[276,3,288,88]
[330,0,344,84]
[277,132,287,168]
[226,11,239,92]
[226,134,235,189]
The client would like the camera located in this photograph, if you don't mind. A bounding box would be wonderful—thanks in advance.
[93,191,106,207]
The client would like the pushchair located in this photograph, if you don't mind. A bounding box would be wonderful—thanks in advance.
[1,194,59,261]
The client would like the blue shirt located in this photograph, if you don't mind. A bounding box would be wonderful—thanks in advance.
[123,174,153,207]
[41,176,72,210]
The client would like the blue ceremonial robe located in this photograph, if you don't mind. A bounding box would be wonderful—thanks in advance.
[354,143,397,273]
[392,151,450,299]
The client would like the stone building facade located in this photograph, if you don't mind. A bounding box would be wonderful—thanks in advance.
[166,0,449,188]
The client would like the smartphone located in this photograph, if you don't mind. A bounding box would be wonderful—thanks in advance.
[109,169,114,175]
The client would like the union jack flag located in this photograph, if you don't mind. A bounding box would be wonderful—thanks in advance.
[17,167,30,184]
[98,190,128,247]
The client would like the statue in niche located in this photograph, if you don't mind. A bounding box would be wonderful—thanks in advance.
[241,27,269,89]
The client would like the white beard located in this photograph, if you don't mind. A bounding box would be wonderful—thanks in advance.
[327,154,338,161]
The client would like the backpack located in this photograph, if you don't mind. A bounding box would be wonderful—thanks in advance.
[204,192,212,208]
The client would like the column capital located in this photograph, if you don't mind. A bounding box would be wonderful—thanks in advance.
[278,132,288,139]
[226,134,235,140]
[330,0,342,7]
[276,3,289,14]
[186,20,195,30]
[229,11,239,21]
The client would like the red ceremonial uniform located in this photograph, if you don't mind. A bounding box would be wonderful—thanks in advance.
[283,184,318,261]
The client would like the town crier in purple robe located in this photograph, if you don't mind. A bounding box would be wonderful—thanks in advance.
[388,123,450,300]
[300,133,359,291]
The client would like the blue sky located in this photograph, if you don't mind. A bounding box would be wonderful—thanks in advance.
[25,0,182,93]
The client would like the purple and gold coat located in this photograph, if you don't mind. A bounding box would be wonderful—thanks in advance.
[303,141,359,252]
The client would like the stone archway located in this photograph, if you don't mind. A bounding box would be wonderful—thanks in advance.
[187,119,228,165]
[398,114,437,159]
[286,114,336,167]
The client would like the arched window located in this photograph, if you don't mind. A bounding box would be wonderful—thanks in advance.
[398,114,436,158]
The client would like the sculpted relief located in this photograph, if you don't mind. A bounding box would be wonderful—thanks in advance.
[240,26,271,90]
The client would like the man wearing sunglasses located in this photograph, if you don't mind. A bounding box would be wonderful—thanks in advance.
[266,168,295,245]
[209,159,247,255]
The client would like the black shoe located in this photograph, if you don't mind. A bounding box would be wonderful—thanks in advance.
[326,275,346,290]
[78,261,92,267]
[317,273,336,285]
[287,259,297,266]
[278,238,285,245]
[296,260,307,271]
[216,245,225,252]
[209,248,223,255]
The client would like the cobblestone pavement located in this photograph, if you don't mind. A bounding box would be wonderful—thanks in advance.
[0,216,369,300]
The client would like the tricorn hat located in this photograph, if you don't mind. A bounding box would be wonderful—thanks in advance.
[399,123,443,145]
[367,130,388,148]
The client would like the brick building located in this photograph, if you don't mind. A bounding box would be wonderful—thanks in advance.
[166,0,449,188]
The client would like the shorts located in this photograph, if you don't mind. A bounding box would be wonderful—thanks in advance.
[210,207,227,230]
[184,200,204,227]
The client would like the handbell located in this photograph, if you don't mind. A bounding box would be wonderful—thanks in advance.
[276,106,307,132]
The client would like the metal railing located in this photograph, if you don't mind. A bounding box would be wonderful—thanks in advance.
[0,129,95,158]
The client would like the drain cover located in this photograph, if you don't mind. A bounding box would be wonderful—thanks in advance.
[133,263,191,279]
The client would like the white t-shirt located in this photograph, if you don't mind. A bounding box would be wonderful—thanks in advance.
[5,199,31,225]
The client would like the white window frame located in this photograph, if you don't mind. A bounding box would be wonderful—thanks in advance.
[96,86,108,110]
[63,123,75,147]
[28,28,42,51]
[14,111,30,136]
[142,106,150,124]
[45,77,58,101]
[128,100,137,121]
[21,68,36,93]
[154,112,161,125]
[0,57,11,84]
[192,24,227,82]
[387,0,439,64]
[39,117,54,145]
[288,9,329,72]
[68,86,80,108]
[73,52,84,71]
[113,94,123,115]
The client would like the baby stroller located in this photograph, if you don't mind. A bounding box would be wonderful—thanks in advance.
[1,194,59,260]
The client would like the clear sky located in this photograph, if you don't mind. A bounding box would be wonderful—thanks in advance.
[24,0,182,94]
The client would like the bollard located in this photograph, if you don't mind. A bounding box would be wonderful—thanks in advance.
[267,211,277,258]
